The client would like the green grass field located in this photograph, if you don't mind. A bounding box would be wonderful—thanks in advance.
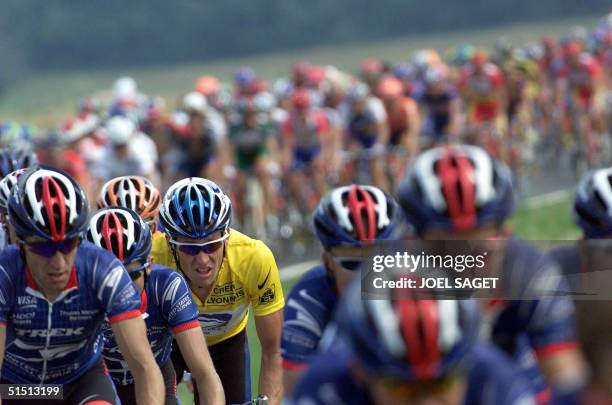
[175,195,580,404]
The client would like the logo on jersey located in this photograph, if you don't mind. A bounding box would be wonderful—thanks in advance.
[98,265,125,302]
[15,327,85,338]
[206,282,245,307]
[258,270,271,290]
[17,296,37,306]
[259,285,276,304]
[198,313,232,333]
[11,337,87,361]
[162,277,182,304]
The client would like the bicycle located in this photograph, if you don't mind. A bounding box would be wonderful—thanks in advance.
[231,395,269,405]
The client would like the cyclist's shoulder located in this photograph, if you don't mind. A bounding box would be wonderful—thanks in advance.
[287,265,337,302]
[547,244,580,274]
[502,237,561,280]
[0,245,22,278]
[293,345,369,404]
[76,241,122,271]
[467,343,536,405]
[227,228,273,255]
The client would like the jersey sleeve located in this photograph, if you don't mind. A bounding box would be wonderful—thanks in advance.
[522,262,578,359]
[0,261,15,326]
[281,282,328,368]
[94,257,142,324]
[158,270,200,334]
[245,241,285,317]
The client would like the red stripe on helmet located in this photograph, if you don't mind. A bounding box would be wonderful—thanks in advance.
[346,185,377,241]
[41,176,68,242]
[397,299,440,379]
[438,150,477,231]
[101,211,125,261]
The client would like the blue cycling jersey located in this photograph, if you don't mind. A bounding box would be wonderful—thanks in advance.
[281,266,338,370]
[0,241,141,384]
[291,342,536,405]
[482,238,577,401]
[102,265,200,386]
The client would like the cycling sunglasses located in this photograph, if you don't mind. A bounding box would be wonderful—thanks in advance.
[330,255,366,272]
[128,262,150,281]
[22,237,81,258]
[378,372,462,399]
[169,232,229,256]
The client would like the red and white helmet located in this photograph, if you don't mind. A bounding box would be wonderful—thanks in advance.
[8,167,89,241]
[398,145,515,234]
[313,184,403,249]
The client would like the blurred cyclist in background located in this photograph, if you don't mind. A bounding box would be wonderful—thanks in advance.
[281,184,403,395]
[398,144,588,404]
[291,278,536,404]
[549,167,612,404]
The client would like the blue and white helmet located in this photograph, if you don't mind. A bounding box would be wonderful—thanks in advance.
[159,178,232,239]
[574,167,612,238]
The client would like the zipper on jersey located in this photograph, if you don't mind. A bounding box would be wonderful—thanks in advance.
[40,302,53,385]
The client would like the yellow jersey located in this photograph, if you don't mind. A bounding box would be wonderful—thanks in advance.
[151,229,284,346]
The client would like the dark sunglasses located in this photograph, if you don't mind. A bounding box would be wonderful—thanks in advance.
[128,262,149,281]
[379,373,462,399]
[169,232,229,256]
[330,255,366,272]
[22,238,81,258]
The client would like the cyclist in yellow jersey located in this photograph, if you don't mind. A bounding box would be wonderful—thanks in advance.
[154,177,284,405]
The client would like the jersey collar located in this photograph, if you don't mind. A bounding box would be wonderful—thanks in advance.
[24,265,79,301]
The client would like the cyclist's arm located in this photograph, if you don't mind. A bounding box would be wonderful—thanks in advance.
[403,100,420,156]
[111,317,164,405]
[175,327,224,405]
[255,310,283,405]
[538,348,588,400]
[0,323,5,372]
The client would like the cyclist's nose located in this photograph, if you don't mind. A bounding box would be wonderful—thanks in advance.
[193,250,212,265]
[49,251,67,269]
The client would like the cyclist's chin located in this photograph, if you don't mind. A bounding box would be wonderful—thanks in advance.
[45,271,70,289]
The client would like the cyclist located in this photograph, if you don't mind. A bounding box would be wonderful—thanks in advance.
[94,116,159,185]
[228,97,280,233]
[280,88,331,217]
[555,41,605,168]
[419,65,462,148]
[0,169,27,248]
[360,58,386,93]
[549,166,612,404]
[86,207,224,405]
[0,148,38,248]
[377,76,420,190]
[0,166,164,404]
[281,184,403,396]
[397,144,588,404]
[459,50,507,160]
[291,279,536,404]
[0,146,38,179]
[176,92,229,183]
[97,175,162,230]
[152,178,285,405]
